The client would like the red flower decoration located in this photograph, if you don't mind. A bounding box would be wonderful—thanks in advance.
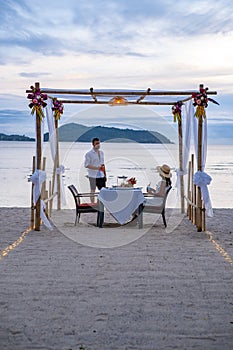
[127,177,137,186]
[27,86,48,119]
[172,101,183,123]
[52,99,64,120]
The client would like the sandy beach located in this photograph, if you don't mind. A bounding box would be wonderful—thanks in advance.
[0,207,233,350]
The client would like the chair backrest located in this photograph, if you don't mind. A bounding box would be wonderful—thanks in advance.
[161,185,172,209]
[144,185,172,213]
[68,184,81,206]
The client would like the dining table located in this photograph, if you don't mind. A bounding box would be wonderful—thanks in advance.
[97,187,145,228]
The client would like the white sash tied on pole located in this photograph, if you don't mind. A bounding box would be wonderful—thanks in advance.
[175,168,187,196]
[30,170,46,203]
[56,164,66,205]
[56,164,65,175]
[193,171,213,217]
[29,170,53,229]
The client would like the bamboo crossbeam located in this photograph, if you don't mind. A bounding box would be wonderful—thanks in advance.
[184,195,206,211]
[44,192,57,204]
[57,100,191,105]
[184,196,199,209]
[26,89,217,96]
[136,88,151,103]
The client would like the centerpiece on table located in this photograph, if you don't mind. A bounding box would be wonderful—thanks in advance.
[125,177,137,187]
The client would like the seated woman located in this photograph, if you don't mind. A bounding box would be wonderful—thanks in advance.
[145,164,172,206]
[129,164,172,224]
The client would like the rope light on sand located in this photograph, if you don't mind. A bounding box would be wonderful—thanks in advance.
[0,227,32,261]
[206,231,233,266]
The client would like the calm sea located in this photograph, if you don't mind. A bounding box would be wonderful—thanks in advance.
[0,142,232,208]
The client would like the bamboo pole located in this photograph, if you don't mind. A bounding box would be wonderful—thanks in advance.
[35,82,42,231]
[49,180,52,217]
[187,160,191,219]
[41,157,46,200]
[55,119,61,210]
[191,154,194,223]
[196,88,204,232]
[45,190,49,216]
[202,201,206,231]
[30,156,36,229]
[178,119,185,213]
[50,154,57,214]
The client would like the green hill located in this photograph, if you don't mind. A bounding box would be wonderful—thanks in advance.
[44,123,172,144]
[0,133,35,141]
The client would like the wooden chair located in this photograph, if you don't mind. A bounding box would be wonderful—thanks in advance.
[140,186,172,228]
[68,184,99,225]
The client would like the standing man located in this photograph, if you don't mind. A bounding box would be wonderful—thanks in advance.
[84,137,106,203]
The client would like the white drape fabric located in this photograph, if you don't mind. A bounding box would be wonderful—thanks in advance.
[174,101,213,217]
[30,170,53,229]
[45,99,66,206]
[56,165,66,205]
[183,100,193,170]
[45,99,56,161]
[175,100,193,193]
[193,170,213,217]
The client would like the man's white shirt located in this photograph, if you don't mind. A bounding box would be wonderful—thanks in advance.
[84,148,105,178]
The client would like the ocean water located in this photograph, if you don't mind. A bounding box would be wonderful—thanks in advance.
[0,141,232,208]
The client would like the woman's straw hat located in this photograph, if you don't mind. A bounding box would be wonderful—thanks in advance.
[156,164,172,178]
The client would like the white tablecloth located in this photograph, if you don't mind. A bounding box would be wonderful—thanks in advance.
[98,188,145,225]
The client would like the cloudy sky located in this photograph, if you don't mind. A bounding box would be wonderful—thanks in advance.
[0,0,233,142]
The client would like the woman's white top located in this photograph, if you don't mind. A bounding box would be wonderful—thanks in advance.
[144,180,165,207]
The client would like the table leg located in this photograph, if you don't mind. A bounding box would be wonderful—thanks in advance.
[97,201,104,228]
[138,203,143,229]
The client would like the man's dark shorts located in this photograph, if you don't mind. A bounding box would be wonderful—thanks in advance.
[89,177,106,191]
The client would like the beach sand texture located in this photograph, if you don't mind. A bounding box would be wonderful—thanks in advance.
[0,208,233,350]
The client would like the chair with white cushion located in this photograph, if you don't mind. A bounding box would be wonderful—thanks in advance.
[140,186,172,228]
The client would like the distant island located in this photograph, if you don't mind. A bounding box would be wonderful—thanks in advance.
[0,133,35,141]
[1,123,172,143]
[44,123,172,144]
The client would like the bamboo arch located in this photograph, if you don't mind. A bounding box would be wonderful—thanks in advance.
[26,83,217,232]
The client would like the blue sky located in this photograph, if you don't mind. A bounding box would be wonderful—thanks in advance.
[0,0,233,143]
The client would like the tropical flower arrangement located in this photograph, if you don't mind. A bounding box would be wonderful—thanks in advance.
[27,86,48,120]
[52,99,64,120]
[172,101,183,123]
[192,87,219,119]
[127,177,137,187]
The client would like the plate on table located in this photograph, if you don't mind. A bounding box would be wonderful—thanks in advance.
[111,186,143,190]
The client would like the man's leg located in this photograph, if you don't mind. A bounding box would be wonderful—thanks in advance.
[89,177,96,203]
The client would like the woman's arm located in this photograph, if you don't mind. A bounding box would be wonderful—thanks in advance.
[148,181,166,197]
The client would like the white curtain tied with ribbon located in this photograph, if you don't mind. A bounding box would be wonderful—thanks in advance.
[56,164,66,205]
[193,171,213,217]
[30,170,53,229]
[45,99,56,160]
[45,100,66,206]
